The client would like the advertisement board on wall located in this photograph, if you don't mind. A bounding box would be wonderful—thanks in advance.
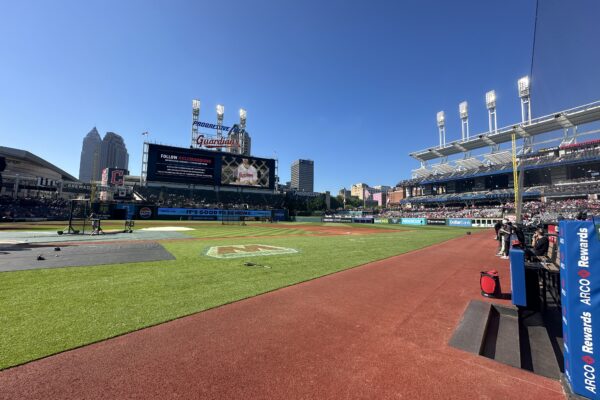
[448,218,472,227]
[322,217,353,223]
[352,217,374,224]
[401,218,426,225]
[427,218,447,225]
[145,144,275,189]
[374,218,390,224]
[560,220,600,399]
[157,208,273,218]
[146,145,216,185]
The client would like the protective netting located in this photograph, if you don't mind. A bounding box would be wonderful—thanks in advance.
[66,200,90,234]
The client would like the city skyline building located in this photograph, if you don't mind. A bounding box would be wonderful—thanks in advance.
[291,159,314,192]
[229,129,251,156]
[99,132,129,179]
[78,128,129,181]
[78,127,101,182]
[351,183,369,200]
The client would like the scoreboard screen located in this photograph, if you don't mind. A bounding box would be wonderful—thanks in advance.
[145,144,275,189]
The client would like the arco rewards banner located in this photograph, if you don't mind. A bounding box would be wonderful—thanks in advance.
[560,220,600,399]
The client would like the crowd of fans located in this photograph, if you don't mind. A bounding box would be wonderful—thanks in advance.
[2,188,598,222]
[0,196,71,220]
[136,186,285,210]
[0,187,288,220]
[378,198,600,221]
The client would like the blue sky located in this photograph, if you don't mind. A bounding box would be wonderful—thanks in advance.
[0,1,597,192]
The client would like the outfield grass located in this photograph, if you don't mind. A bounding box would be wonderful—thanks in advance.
[0,223,466,370]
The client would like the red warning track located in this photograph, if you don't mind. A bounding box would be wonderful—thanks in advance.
[0,232,563,400]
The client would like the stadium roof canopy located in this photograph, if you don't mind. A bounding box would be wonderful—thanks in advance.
[410,100,600,162]
[0,146,78,182]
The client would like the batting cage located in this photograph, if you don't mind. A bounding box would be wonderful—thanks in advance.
[63,199,91,234]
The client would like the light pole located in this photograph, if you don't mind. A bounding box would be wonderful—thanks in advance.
[239,108,247,155]
[437,111,446,148]
[518,76,531,124]
[515,76,532,223]
[140,131,149,185]
[216,104,224,151]
[486,90,497,134]
[459,101,469,141]
[191,99,200,148]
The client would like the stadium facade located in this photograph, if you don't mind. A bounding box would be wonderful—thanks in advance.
[397,100,600,207]
[0,146,81,198]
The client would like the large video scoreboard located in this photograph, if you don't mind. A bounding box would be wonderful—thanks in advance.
[145,144,275,189]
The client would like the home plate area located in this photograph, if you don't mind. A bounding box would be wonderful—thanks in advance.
[205,244,298,259]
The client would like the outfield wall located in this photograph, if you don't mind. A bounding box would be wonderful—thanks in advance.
[115,204,288,221]
[321,216,503,227]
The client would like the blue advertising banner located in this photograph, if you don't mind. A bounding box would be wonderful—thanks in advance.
[322,217,353,223]
[115,203,136,220]
[157,208,273,218]
[509,248,527,307]
[448,218,472,227]
[352,217,374,224]
[401,218,426,226]
[560,220,600,399]
[272,210,287,221]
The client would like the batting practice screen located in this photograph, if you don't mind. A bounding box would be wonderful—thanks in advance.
[145,144,275,189]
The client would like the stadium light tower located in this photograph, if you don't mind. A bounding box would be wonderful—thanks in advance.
[518,76,531,124]
[239,108,247,155]
[437,111,446,148]
[216,104,224,149]
[191,99,200,148]
[239,108,247,130]
[459,101,469,141]
[486,90,498,134]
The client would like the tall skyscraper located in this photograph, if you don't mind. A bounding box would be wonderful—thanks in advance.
[291,159,314,192]
[78,127,102,182]
[229,129,252,156]
[99,132,129,179]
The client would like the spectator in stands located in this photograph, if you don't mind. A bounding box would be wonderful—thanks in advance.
[525,228,549,261]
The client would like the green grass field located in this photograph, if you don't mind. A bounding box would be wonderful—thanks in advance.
[0,222,469,370]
